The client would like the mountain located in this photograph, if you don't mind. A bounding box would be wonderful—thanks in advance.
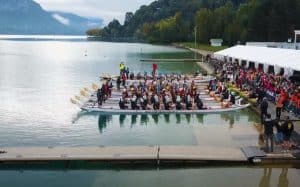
[50,11,103,34]
[0,0,103,35]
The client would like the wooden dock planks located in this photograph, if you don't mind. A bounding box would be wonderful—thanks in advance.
[159,146,247,161]
[0,146,247,162]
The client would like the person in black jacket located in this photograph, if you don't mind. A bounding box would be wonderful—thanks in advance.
[264,114,274,152]
[260,97,269,124]
[282,116,294,150]
[97,88,103,106]
[274,120,284,144]
[116,76,121,90]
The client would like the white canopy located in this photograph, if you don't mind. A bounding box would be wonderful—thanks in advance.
[214,45,300,72]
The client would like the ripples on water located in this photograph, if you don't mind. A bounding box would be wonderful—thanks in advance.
[0,39,259,148]
[0,37,299,187]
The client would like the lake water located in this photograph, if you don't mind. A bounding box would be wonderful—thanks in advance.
[0,38,299,186]
[0,167,299,187]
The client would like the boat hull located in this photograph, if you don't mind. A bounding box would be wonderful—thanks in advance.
[81,104,250,115]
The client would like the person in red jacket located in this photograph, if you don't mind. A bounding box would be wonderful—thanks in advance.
[152,63,158,77]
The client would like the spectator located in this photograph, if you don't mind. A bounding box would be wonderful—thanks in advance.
[260,97,269,124]
[282,116,294,150]
[274,120,284,144]
[264,114,274,153]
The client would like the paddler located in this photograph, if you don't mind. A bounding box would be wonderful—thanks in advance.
[153,93,160,110]
[131,94,138,110]
[119,62,125,75]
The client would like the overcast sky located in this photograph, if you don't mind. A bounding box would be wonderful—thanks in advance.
[35,0,154,25]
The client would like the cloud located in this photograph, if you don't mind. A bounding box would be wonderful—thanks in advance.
[34,0,153,24]
[52,14,70,25]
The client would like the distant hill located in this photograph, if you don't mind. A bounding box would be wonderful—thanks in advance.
[0,0,103,35]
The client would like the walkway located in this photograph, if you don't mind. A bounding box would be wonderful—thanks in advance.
[1,146,298,166]
[0,146,246,163]
[196,61,214,75]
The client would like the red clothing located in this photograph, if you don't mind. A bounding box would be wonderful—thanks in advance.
[152,63,157,71]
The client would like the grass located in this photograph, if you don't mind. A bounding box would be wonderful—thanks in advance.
[180,42,229,52]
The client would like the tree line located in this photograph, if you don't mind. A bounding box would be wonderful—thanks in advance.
[87,0,300,45]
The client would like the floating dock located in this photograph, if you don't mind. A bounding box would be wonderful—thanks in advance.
[0,146,299,166]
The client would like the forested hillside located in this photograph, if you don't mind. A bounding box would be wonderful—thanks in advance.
[87,0,300,44]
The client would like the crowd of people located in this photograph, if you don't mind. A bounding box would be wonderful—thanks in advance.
[208,57,298,151]
[117,71,207,111]
[210,58,300,120]
[96,63,240,112]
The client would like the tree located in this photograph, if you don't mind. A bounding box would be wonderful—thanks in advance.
[103,19,122,38]
[86,0,300,44]
[86,28,102,36]
[124,12,134,25]
[195,8,213,43]
[212,2,235,41]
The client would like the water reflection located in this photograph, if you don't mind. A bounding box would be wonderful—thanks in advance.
[98,115,112,133]
[94,111,259,135]
[196,114,204,124]
[164,114,170,123]
[152,114,159,124]
[140,114,149,125]
[278,168,289,187]
[259,168,289,187]
[259,168,272,187]
[220,112,235,128]
[119,114,126,127]
[176,114,181,124]
[186,114,191,124]
[131,115,137,127]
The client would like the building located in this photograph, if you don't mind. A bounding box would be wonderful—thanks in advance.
[246,42,300,50]
[210,39,223,47]
[214,45,300,76]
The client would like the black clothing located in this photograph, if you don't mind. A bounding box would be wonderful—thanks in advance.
[230,94,235,104]
[97,89,103,105]
[197,101,203,109]
[276,107,282,119]
[119,100,126,109]
[223,91,229,100]
[260,100,268,114]
[282,121,294,140]
[264,118,274,152]
[264,118,274,135]
[153,102,160,110]
[186,102,192,110]
[260,100,268,124]
[131,101,137,110]
[176,102,182,110]
[116,77,121,90]
[275,121,283,133]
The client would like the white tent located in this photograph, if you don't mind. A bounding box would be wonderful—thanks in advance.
[214,45,300,75]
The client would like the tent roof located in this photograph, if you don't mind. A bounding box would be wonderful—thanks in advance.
[214,45,300,71]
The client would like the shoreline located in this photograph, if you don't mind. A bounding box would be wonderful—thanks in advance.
[180,45,300,156]
[172,43,215,75]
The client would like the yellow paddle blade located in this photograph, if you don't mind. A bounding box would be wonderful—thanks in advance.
[70,98,77,105]
[80,90,89,97]
[92,83,98,90]
[75,95,81,101]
